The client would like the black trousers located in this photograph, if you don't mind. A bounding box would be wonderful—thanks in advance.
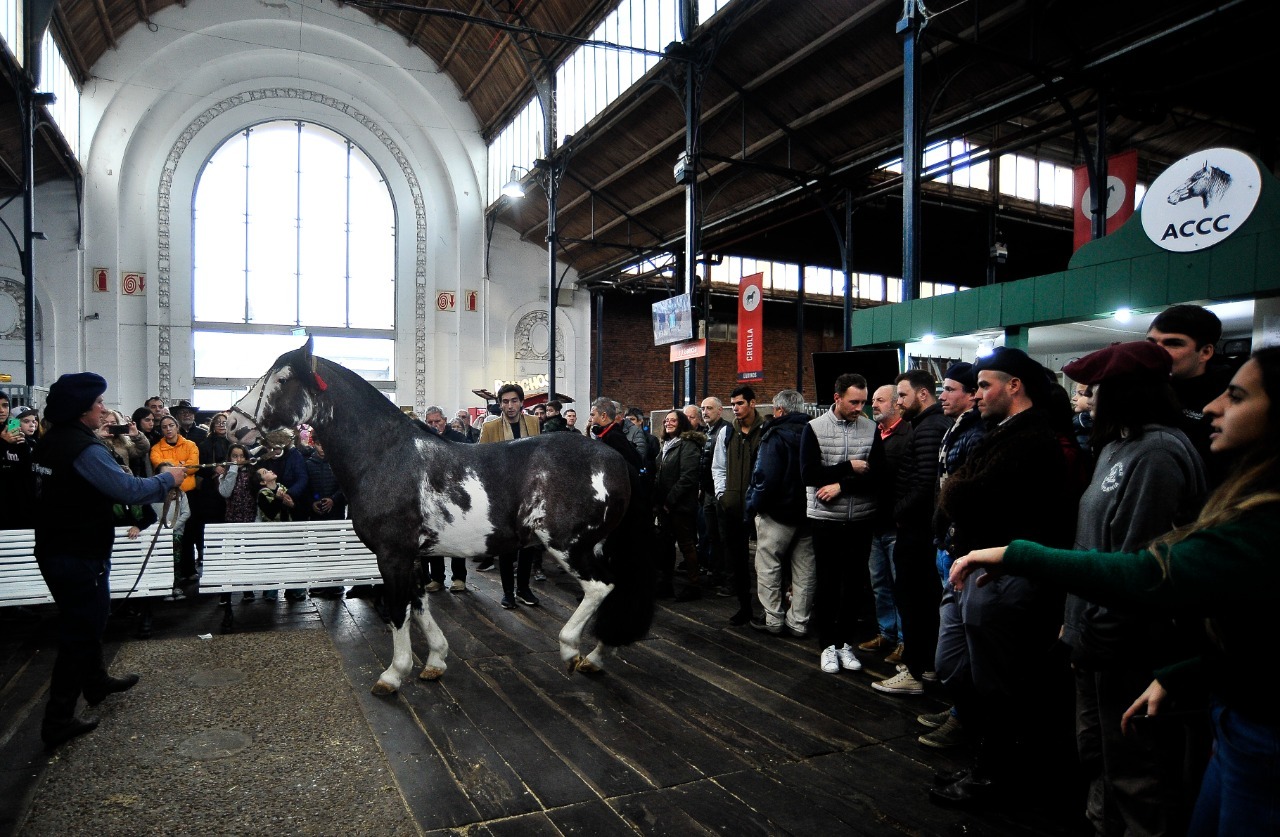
[38,553,112,721]
[892,529,942,678]
[499,546,535,596]
[716,501,754,612]
[810,518,874,649]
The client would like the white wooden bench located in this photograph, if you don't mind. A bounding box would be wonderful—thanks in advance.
[199,519,383,593]
[0,527,179,607]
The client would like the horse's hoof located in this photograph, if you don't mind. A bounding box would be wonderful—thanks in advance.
[371,680,398,696]
[418,666,445,681]
[574,657,603,675]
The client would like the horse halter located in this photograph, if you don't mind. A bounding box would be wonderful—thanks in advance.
[227,371,269,440]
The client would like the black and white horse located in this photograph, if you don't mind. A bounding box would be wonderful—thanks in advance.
[226,340,654,695]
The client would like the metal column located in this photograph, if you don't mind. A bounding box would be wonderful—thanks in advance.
[898,2,923,302]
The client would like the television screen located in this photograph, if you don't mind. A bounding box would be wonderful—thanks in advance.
[651,294,693,346]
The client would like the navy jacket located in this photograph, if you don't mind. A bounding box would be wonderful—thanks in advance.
[745,412,811,526]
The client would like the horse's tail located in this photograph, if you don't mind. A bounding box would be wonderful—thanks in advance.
[593,470,656,647]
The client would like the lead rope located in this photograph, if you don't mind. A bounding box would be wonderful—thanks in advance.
[117,484,182,606]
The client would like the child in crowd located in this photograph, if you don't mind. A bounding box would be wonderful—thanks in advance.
[255,466,293,602]
[216,443,258,603]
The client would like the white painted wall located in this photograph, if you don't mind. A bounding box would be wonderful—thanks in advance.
[16,0,589,415]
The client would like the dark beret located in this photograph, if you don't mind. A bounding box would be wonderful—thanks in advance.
[943,361,977,391]
[973,347,1050,402]
[1062,341,1172,385]
[45,372,108,423]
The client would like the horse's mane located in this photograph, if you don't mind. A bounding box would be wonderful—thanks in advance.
[284,349,433,439]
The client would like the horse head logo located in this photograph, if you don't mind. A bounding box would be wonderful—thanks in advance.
[1167,161,1232,209]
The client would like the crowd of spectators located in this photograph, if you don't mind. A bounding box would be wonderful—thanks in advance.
[11,301,1277,827]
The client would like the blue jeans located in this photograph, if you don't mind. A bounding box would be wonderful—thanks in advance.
[936,548,954,585]
[868,530,899,642]
[1190,701,1280,836]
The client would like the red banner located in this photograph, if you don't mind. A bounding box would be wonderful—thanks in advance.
[737,273,764,382]
[1073,149,1138,251]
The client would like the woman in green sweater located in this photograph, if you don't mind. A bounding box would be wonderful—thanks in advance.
[949,346,1280,836]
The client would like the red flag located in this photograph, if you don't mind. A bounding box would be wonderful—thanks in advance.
[1073,150,1138,251]
[737,273,764,382]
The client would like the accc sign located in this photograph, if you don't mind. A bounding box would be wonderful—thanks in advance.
[1141,147,1261,253]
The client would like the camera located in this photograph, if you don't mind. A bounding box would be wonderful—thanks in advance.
[108,424,131,435]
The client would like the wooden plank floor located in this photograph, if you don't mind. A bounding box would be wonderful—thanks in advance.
[1,566,1090,835]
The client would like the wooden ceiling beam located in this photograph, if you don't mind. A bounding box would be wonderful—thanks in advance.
[460,0,552,102]
[439,0,485,72]
[406,9,428,47]
[36,121,81,182]
[91,0,118,50]
[51,4,92,84]
[549,1,1020,243]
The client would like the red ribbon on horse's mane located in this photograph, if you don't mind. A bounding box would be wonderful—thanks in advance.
[314,372,328,391]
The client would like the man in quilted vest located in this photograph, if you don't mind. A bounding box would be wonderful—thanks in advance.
[800,372,883,675]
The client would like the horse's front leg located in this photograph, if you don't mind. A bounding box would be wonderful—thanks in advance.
[372,603,416,695]
[412,595,449,680]
[559,579,613,673]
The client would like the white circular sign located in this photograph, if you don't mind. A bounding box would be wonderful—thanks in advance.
[1141,147,1262,252]
[1080,176,1128,221]
[742,282,762,312]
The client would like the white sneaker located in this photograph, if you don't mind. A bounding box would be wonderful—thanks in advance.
[836,643,862,671]
[872,669,925,695]
[820,645,841,673]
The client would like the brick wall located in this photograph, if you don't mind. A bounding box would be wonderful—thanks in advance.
[590,291,848,413]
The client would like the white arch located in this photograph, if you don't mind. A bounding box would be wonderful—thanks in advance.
[156,89,428,406]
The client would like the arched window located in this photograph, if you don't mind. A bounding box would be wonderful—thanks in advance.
[191,120,396,403]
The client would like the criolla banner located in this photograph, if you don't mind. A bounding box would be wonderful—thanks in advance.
[737,272,764,382]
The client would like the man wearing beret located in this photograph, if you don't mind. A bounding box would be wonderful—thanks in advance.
[33,372,186,748]
[929,347,1079,805]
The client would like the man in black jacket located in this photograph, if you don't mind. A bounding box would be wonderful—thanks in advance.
[34,373,185,747]
[872,369,951,696]
[744,390,813,636]
[929,348,1077,805]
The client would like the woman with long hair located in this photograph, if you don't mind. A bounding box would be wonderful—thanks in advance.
[651,409,704,601]
[950,346,1280,835]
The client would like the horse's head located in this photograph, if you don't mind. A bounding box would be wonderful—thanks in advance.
[225,338,323,445]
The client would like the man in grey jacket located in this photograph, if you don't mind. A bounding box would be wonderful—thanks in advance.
[800,373,883,675]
